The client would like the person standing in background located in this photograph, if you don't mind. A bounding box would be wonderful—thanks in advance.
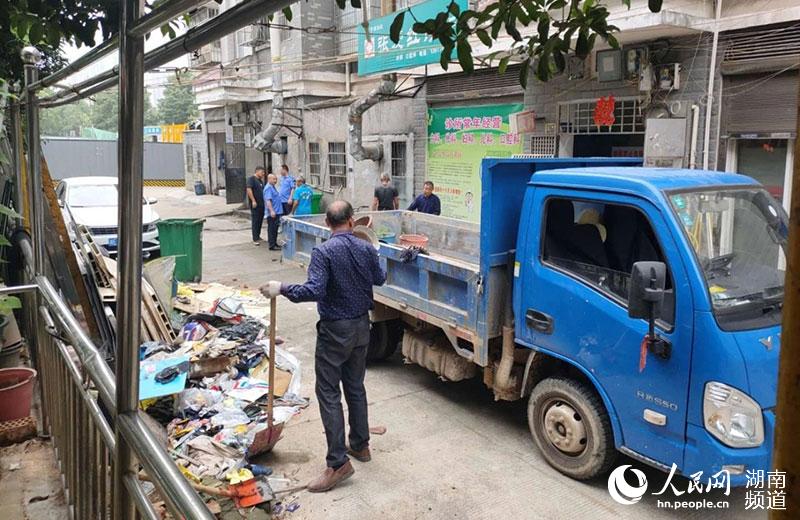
[372,174,399,211]
[246,166,266,245]
[263,173,284,250]
[407,181,441,216]
[292,177,315,216]
[279,164,295,216]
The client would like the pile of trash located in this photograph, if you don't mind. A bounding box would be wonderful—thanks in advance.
[139,282,308,517]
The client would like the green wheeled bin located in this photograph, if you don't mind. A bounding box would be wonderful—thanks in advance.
[156,218,205,282]
[311,192,323,214]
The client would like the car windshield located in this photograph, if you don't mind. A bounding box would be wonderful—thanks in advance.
[68,185,118,207]
[669,187,787,331]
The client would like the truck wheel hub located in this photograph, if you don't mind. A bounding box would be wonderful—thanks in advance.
[543,401,586,454]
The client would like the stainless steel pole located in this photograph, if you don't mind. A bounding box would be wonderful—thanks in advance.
[10,95,24,227]
[31,35,119,91]
[21,46,45,275]
[38,0,297,107]
[113,0,146,517]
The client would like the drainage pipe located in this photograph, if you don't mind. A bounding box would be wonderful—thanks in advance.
[348,74,396,161]
[253,26,288,155]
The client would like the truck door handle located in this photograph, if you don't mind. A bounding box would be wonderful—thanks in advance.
[526,309,554,334]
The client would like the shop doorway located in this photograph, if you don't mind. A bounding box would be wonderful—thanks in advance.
[726,138,795,211]
[573,134,644,158]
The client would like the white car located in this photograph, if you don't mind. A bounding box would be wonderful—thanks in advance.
[55,176,161,257]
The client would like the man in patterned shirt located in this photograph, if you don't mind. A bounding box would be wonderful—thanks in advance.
[261,200,386,492]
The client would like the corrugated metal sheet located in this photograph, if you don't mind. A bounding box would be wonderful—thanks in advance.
[723,24,800,65]
[722,72,798,136]
[41,138,185,180]
[426,65,524,97]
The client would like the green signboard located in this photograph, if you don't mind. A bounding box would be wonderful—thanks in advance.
[427,104,524,222]
[357,0,467,76]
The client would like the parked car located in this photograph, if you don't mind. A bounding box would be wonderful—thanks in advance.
[55,176,160,257]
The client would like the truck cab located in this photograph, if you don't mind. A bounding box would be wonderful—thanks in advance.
[514,166,781,484]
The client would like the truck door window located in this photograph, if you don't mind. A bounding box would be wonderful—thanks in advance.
[542,197,675,326]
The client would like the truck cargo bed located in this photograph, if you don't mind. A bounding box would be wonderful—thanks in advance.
[282,211,486,362]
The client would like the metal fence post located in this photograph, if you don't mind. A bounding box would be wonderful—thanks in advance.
[21,47,45,275]
[113,0,146,518]
[9,94,25,228]
[21,46,45,382]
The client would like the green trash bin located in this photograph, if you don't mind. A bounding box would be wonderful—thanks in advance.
[156,218,205,282]
[311,192,323,214]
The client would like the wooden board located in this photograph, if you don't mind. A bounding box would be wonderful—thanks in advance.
[40,157,102,341]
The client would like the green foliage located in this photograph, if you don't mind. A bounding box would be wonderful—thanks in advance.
[157,78,198,125]
[391,0,663,87]
[1,0,119,83]
[0,295,22,315]
[40,97,92,137]
[90,88,121,132]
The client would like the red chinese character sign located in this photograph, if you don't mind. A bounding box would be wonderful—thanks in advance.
[593,96,616,128]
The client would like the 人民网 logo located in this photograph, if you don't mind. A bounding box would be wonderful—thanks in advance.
[608,464,649,505]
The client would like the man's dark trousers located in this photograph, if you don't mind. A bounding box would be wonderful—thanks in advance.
[315,315,370,468]
[266,214,281,248]
[250,205,265,242]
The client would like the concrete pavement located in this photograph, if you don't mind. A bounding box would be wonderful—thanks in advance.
[182,185,767,520]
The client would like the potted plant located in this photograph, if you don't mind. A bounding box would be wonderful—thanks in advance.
[0,203,23,345]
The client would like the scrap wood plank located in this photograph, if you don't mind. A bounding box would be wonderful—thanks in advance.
[142,279,177,344]
[40,157,102,341]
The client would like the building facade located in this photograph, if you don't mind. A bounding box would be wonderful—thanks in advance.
[185,0,800,214]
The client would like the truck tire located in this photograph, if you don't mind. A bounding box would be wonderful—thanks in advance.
[368,320,403,361]
[527,377,616,480]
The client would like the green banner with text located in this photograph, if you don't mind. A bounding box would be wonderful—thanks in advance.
[427,104,523,222]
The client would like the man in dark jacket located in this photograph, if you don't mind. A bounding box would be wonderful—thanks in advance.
[261,200,386,492]
[408,180,441,215]
[246,166,266,245]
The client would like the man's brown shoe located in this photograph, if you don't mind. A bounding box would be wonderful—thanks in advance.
[307,461,354,493]
[347,445,371,462]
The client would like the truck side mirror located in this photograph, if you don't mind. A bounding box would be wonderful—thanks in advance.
[628,261,671,361]
[628,261,666,320]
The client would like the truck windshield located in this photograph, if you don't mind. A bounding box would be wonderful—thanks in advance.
[669,188,787,331]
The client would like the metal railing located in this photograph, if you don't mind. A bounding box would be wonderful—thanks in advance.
[7,0,302,518]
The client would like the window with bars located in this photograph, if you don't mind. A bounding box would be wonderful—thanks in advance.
[309,142,322,187]
[529,135,558,157]
[558,98,644,134]
[328,142,347,188]
[390,141,409,205]
[234,27,253,59]
[336,1,381,55]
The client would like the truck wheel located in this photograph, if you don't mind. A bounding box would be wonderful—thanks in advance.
[368,320,402,361]
[527,377,616,480]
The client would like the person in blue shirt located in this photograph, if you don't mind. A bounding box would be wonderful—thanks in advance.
[261,200,386,493]
[263,173,284,250]
[278,164,295,215]
[407,181,441,215]
[291,176,315,216]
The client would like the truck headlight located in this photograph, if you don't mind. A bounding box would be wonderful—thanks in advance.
[144,222,157,233]
[704,382,764,448]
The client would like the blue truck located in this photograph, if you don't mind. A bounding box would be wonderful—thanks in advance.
[282,157,783,485]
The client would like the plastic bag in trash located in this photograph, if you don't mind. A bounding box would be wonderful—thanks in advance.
[176,388,223,414]
[180,321,213,341]
[211,408,251,428]
[210,297,246,320]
